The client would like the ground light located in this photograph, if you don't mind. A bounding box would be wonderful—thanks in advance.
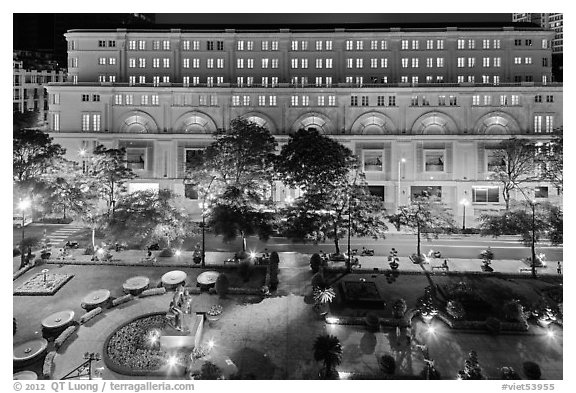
[167,356,178,367]
[250,251,257,259]
[325,317,339,324]
[427,325,436,334]
[175,250,181,257]
[547,330,555,338]
[208,339,215,349]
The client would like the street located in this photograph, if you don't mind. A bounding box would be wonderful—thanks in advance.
[15,223,563,262]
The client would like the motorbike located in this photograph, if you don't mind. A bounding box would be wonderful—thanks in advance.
[428,249,442,259]
[360,247,375,256]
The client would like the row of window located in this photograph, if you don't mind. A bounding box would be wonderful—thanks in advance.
[408,95,458,106]
[114,94,160,106]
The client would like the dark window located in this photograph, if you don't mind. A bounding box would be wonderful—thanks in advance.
[514,39,522,46]
[411,186,442,199]
[535,186,548,198]
[546,95,554,103]
[217,41,224,50]
[525,39,532,46]
[368,186,385,201]
[388,96,396,106]
[514,75,522,82]
[525,75,533,82]
[350,96,358,106]
[361,96,369,106]
[184,183,199,199]
[543,58,549,67]
[207,41,214,51]
[535,95,542,103]
[185,149,203,170]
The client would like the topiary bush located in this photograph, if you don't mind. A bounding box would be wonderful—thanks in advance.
[501,367,521,380]
[523,362,541,380]
[392,298,407,319]
[198,361,222,380]
[158,248,174,257]
[485,317,502,335]
[446,300,466,320]
[215,273,230,298]
[13,248,21,257]
[310,253,322,273]
[378,354,396,375]
[503,300,524,322]
[365,313,380,332]
[238,261,252,282]
[268,251,279,291]
[311,272,326,290]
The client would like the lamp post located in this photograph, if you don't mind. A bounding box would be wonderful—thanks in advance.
[398,158,406,208]
[460,198,469,231]
[18,199,31,268]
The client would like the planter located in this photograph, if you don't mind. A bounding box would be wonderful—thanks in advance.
[193,256,201,264]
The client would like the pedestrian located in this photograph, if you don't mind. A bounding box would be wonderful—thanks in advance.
[557,261,562,275]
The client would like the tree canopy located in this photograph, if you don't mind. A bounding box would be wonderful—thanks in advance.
[275,128,355,192]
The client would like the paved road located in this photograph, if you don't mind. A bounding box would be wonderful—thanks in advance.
[15,223,562,262]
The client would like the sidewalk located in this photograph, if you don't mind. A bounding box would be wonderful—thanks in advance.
[15,248,561,277]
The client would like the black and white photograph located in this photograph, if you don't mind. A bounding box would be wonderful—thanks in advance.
[9,4,565,388]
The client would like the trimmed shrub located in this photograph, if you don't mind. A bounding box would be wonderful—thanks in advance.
[485,317,502,335]
[215,273,230,297]
[238,261,252,282]
[198,361,222,380]
[112,294,133,307]
[365,313,380,331]
[55,325,77,349]
[503,300,524,322]
[268,251,280,291]
[158,248,174,257]
[139,287,166,297]
[392,298,407,319]
[379,354,396,375]
[310,253,322,273]
[13,248,21,257]
[446,300,466,320]
[80,307,102,324]
[523,362,541,380]
[43,351,56,378]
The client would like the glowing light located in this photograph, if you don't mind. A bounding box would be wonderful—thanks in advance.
[326,317,339,324]
[400,158,406,163]
[167,356,178,366]
[207,339,215,348]
[175,250,181,257]
[79,149,86,156]
[338,371,352,379]
[427,326,436,334]
[249,251,257,259]
[97,248,104,254]
[18,199,31,210]
[547,330,555,338]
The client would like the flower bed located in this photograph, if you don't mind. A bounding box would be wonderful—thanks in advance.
[14,273,74,296]
[103,313,186,376]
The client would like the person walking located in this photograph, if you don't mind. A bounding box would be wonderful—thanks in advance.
[557,261,562,275]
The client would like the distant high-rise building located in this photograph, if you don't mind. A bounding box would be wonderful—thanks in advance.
[513,13,562,81]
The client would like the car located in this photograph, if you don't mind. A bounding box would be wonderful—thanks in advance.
[13,216,32,228]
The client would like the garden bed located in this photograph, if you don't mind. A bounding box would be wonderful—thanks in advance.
[103,312,187,377]
[14,273,74,296]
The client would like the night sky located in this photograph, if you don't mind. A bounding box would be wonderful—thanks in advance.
[155,13,512,25]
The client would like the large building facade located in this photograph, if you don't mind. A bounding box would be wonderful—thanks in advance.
[46,27,562,226]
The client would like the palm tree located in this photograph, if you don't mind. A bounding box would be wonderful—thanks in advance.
[313,334,343,379]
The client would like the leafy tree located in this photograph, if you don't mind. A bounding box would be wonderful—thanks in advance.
[42,160,92,219]
[387,196,456,257]
[275,128,356,193]
[13,120,66,198]
[479,201,561,278]
[185,118,277,250]
[457,351,484,380]
[89,144,137,217]
[107,189,195,248]
[416,286,438,320]
[268,251,280,290]
[18,236,40,269]
[283,168,388,256]
[489,138,538,210]
[215,273,230,298]
[313,334,343,379]
[378,354,396,375]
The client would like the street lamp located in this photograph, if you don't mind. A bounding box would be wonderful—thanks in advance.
[18,199,31,268]
[398,158,406,208]
[460,198,469,231]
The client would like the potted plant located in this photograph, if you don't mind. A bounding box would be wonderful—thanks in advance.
[392,298,407,319]
[206,305,223,322]
[313,286,336,317]
[313,334,342,379]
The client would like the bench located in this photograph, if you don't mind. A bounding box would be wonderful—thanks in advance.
[519,268,533,272]
[224,258,238,265]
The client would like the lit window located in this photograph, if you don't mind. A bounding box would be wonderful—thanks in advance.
[511,95,519,105]
[237,58,244,69]
[271,77,278,86]
[183,40,190,50]
[232,96,240,106]
[237,77,244,86]
[325,77,332,86]
[534,115,542,133]
[525,57,532,64]
[468,39,475,49]
[162,40,170,50]
[129,76,136,86]
[493,76,500,85]
[247,41,253,50]
[412,40,419,50]
[153,58,160,68]
[138,58,145,68]
[326,41,333,50]
[262,58,269,68]
[401,58,409,68]
[426,40,433,50]
[302,96,309,106]
[301,41,308,50]
[237,41,244,50]
[301,59,308,68]
[493,57,501,67]
[92,114,101,131]
[217,59,224,68]
[472,95,480,105]
[493,39,500,49]
[363,150,384,172]
[183,58,190,68]
[141,95,149,105]
[128,40,137,50]
[545,115,554,133]
[316,58,323,69]
[326,59,333,68]
[138,40,146,50]
[272,59,279,68]
[243,95,250,106]
[315,77,322,87]
[81,114,90,131]
[412,58,419,68]
[192,41,200,50]
[500,95,508,106]
[371,58,378,68]
[247,59,254,69]
[401,40,409,50]
[261,76,268,86]
[163,58,170,68]
[151,95,159,105]
[346,40,353,50]
[380,58,387,68]
[258,95,266,106]
[52,113,59,131]
[291,95,299,106]
[269,95,277,106]
[514,57,522,64]
[291,41,298,51]
[437,40,444,49]
[484,95,492,105]
[318,96,325,106]
[328,95,336,106]
[129,58,136,68]
[114,94,122,105]
[457,75,464,83]
[381,40,388,50]
[483,39,490,49]
[272,41,278,50]
[261,41,269,50]
[424,150,445,172]
[98,57,106,65]
[436,58,444,67]
[472,186,499,203]
[356,58,363,68]
[457,39,465,49]
[246,77,253,86]
[125,94,133,105]
[483,57,490,67]
[162,76,169,83]
[356,40,363,50]
[468,57,475,67]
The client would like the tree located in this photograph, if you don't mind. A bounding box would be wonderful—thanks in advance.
[489,138,538,210]
[283,167,388,256]
[18,236,40,269]
[313,334,343,379]
[275,128,356,193]
[107,189,195,248]
[479,201,561,278]
[268,251,280,291]
[198,361,222,380]
[535,127,563,194]
[13,122,66,198]
[215,273,230,298]
[42,160,92,219]
[387,196,456,257]
[457,351,484,380]
[185,118,277,251]
[89,144,137,217]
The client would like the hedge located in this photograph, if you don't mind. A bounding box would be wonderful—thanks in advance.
[139,287,166,297]
[42,351,56,379]
[112,294,134,307]
[80,307,102,324]
[55,325,77,349]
